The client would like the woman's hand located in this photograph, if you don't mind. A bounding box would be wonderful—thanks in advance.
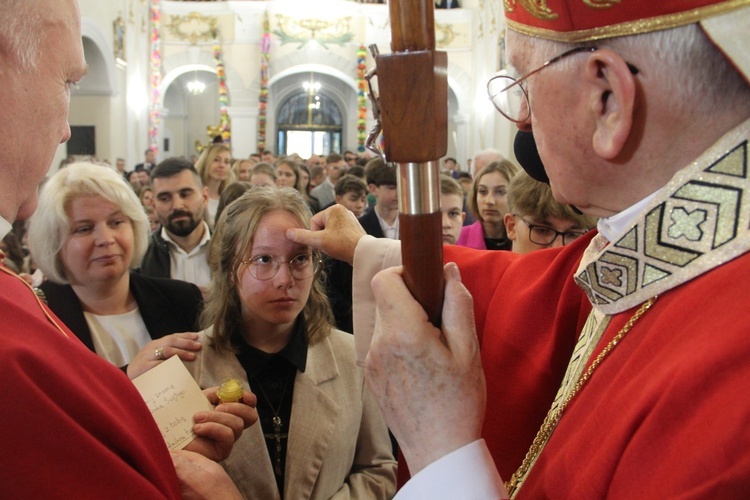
[126,332,202,379]
[184,387,258,462]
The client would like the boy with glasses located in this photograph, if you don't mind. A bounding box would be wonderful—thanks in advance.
[505,172,596,254]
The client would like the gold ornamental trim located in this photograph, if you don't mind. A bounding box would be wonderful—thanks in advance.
[505,0,559,21]
[435,22,457,46]
[506,0,750,42]
[574,118,750,315]
[166,12,219,45]
[274,14,354,48]
[583,0,621,8]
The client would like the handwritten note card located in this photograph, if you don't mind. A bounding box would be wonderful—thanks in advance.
[132,356,213,450]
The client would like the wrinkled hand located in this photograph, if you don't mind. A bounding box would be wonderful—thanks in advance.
[286,204,366,265]
[126,332,202,379]
[171,449,242,500]
[183,387,258,462]
[365,262,486,474]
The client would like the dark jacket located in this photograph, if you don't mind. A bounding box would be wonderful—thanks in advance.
[324,208,389,333]
[357,208,386,239]
[41,271,203,363]
[324,257,353,333]
[140,230,171,279]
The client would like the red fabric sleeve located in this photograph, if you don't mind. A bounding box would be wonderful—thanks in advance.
[444,237,592,479]
[0,270,181,499]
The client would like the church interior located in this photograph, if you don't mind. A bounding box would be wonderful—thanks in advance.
[66,0,515,171]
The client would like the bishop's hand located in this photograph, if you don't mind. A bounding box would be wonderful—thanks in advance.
[365,262,486,474]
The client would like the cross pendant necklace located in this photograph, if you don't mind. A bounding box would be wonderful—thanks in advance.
[264,415,289,476]
[255,372,292,478]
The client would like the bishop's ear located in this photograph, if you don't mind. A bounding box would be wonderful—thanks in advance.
[504,213,517,241]
[583,48,637,160]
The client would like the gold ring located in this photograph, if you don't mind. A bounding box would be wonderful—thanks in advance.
[155,347,165,360]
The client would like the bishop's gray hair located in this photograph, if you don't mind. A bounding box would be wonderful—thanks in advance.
[0,0,43,71]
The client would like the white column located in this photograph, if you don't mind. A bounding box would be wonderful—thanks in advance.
[453,112,471,170]
[227,106,259,158]
[468,0,509,158]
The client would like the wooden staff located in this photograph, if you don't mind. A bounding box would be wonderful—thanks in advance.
[371,0,448,326]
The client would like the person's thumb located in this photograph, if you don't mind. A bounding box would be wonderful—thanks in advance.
[440,262,478,356]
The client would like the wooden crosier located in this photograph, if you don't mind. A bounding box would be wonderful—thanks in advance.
[366,0,448,327]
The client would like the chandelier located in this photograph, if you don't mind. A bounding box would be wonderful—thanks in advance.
[187,79,206,95]
[187,70,206,95]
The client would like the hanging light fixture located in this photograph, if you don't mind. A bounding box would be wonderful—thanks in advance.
[302,80,321,93]
[304,73,322,114]
[187,70,205,95]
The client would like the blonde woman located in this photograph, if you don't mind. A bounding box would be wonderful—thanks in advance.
[195,144,233,228]
[233,158,255,182]
[28,163,203,378]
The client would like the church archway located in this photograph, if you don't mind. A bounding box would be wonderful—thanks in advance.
[275,73,344,157]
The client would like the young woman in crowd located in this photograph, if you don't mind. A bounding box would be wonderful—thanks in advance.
[299,163,321,213]
[185,187,396,499]
[248,162,278,188]
[215,181,254,225]
[139,186,155,209]
[275,157,301,190]
[233,158,255,182]
[298,164,311,194]
[195,143,233,228]
[456,159,519,250]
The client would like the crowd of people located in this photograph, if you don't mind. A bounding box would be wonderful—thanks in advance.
[4,0,749,498]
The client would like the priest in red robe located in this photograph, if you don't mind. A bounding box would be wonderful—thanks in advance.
[288,0,750,497]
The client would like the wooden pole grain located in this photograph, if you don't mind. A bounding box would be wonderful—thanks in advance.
[374,0,448,326]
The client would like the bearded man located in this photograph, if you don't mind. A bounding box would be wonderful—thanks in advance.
[142,158,212,289]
